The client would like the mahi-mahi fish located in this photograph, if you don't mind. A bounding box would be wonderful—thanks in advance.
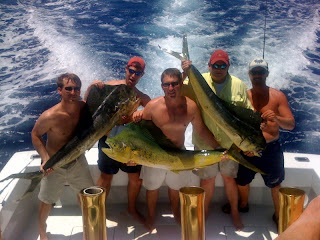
[0,84,140,200]
[102,120,264,174]
[159,35,266,156]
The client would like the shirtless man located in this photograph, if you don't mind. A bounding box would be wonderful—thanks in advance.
[85,57,151,223]
[235,58,295,226]
[31,73,94,240]
[139,68,220,231]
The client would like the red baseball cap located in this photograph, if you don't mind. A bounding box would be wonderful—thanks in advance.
[209,50,230,66]
[127,57,145,71]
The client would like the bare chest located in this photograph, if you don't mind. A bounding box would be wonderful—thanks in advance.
[259,102,279,115]
[166,106,190,126]
[50,113,80,139]
[250,91,278,114]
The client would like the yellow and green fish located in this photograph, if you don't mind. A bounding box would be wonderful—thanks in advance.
[103,120,264,174]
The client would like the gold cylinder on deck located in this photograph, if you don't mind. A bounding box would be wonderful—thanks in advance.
[278,187,305,234]
[79,186,107,240]
[179,186,205,240]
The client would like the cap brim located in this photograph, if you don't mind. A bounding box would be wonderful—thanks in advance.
[249,65,268,71]
[210,58,229,65]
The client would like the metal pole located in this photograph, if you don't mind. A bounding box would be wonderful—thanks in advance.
[79,186,107,240]
[278,187,305,234]
[179,186,205,240]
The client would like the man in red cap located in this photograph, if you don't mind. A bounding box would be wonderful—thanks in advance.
[181,50,253,230]
[85,56,150,223]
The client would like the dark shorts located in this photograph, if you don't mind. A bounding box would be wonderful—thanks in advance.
[236,140,285,188]
[98,136,142,175]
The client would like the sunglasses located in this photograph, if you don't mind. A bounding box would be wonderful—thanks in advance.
[64,86,81,92]
[250,69,267,75]
[128,68,144,76]
[212,64,228,69]
[162,81,180,88]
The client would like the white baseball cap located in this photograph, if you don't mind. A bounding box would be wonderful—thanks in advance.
[249,58,268,71]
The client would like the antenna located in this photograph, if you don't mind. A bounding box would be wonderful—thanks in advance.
[262,0,268,59]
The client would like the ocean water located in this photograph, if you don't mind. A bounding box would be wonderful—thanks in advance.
[0,0,319,169]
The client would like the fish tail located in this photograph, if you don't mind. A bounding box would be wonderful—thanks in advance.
[182,34,190,60]
[0,171,44,202]
[228,145,266,175]
[15,172,43,202]
[0,171,43,182]
[159,34,190,61]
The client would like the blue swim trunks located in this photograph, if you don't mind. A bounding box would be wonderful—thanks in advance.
[98,135,142,174]
[236,140,284,188]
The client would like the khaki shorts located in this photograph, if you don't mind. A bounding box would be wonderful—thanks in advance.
[193,159,238,179]
[38,154,94,204]
[140,166,192,191]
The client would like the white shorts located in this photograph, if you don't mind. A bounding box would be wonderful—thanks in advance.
[38,154,94,204]
[192,159,238,179]
[140,166,192,191]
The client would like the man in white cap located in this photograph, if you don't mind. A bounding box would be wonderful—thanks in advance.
[236,58,295,228]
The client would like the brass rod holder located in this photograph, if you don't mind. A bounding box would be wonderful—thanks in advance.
[278,187,305,234]
[79,186,107,240]
[179,186,205,240]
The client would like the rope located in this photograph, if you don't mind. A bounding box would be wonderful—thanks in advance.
[262,0,268,59]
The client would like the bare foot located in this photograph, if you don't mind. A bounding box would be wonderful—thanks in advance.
[173,213,181,225]
[128,208,146,225]
[231,210,244,231]
[39,223,48,240]
[39,231,48,240]
[144,214,156,232]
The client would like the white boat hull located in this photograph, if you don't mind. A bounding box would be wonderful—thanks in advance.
[0,148,319,239]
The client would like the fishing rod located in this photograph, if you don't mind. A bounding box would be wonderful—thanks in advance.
[262,0,268,59]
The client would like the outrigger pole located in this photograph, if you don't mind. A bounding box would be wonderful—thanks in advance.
[262,0,268,59]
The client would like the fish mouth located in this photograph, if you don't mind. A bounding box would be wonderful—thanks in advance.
[105,141,113,149]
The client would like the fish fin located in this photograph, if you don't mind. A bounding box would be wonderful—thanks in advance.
[219,98,263,131]
[125,120,176,149]
[15,173,43,202]
[73,104,94,138]
[228,145,266,175]
[136,120,178,149]
[127,121,157,143]
[86,85,120,115]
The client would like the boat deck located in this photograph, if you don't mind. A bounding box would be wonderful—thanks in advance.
[23,202,278,240]
[1,148,319,240]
